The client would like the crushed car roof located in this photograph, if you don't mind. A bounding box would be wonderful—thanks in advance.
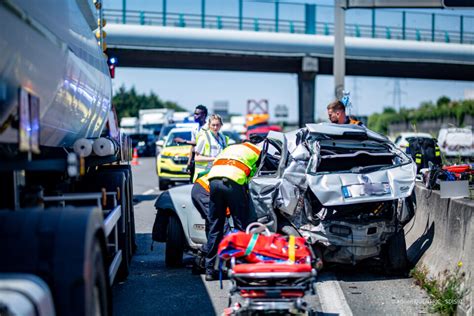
[305,123,389,143]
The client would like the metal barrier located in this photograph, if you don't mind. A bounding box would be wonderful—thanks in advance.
[104,0,473,44]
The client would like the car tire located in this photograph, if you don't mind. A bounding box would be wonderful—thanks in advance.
[384,228,408,274]
[165,215,185,267]
[159,178,169,191]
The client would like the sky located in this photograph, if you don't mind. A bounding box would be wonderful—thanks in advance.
[105,0,474,123]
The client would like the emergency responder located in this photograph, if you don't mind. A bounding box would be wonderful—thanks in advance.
[327,100,364,126]
[203,137,262,281]
[191,170,232,274]
[192,171,212,240]
[194,114,229,182]
[174,105,208,180]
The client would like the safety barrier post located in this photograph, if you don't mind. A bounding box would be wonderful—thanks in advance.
[140,11,145,25]
[386,27,391,39]
[305,4,316,34]
[371,8,376,38]
[239,0,243,30]
[290,21,295,33]
[275,0,279,32]
[163,0,167,26]
[355,24,360,37]
[201,0,205,28]
[431,13,435,42]
[460,15,464,44]
[402,11,406,40]
[254,18,259,31]
[217,16,223,29]
[325,23,329,35]
[122,0,126,24]
[445,32,450,43]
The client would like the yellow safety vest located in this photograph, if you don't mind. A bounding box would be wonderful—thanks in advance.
[208,142,261,185]
[195,172,211,192]
[194,131,229,182]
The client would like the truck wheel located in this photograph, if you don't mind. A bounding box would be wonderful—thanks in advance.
[87,238,111,316]
[384,228,408,274]
[159,178,169,191]
[165,215,185,267]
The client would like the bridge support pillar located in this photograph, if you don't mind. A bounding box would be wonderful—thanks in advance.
[298,57,318,127]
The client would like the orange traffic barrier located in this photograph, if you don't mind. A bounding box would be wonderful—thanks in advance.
[131,148,140,166]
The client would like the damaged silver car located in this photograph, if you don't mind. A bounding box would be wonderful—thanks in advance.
[251,123,417,272]
[153,123,416,271]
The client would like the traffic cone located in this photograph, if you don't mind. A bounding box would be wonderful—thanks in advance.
[131,148,139,166]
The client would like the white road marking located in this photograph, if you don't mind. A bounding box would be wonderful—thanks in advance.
[317,273,353,316]
[142,189,155,195]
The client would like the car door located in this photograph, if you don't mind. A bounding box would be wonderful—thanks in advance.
[249,131,287,232]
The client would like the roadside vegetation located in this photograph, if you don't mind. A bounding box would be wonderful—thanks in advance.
[410,263,469,315]
[367,97,474,134]
[113,85,186,119]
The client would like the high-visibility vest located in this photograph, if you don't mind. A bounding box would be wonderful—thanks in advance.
[348,117,363,126]
[208,142,261,185]
[194,131,229,182]
[195,172,211,192]
[195,172,231,217]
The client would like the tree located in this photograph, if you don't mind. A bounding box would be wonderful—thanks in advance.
[367,96,474,134]
[112,85,186,119]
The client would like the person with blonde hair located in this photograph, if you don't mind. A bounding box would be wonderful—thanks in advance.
[194,114,229,182]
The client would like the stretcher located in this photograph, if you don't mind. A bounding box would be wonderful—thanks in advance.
[218,223,317,315]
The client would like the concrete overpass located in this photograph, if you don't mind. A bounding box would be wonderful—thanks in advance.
[106,24,474,126]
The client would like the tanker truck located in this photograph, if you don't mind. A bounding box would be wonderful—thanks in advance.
[0,1,135,315]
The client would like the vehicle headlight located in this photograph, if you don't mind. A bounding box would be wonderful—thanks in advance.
[138,141,145,146]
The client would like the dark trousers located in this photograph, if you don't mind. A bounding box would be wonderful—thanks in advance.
[191,183,210,253]
[205,178,255,272]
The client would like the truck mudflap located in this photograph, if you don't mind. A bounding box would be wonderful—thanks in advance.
[0,274,55,316]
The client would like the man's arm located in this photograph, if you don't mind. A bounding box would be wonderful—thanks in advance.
[174,137,196,146]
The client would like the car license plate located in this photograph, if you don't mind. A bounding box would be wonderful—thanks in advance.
[342,183,390,198]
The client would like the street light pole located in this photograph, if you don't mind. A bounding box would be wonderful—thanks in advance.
[334,0,345,99]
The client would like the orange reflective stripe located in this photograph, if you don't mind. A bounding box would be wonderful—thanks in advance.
[214,159,251,176]
[196,178,210,192]
[242,142,261,155]
[226,207,230,217]
[349,118,361,125]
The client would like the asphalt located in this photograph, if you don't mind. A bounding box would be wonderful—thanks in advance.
[113,157,430,315]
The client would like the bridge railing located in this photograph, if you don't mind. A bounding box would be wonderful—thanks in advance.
[104,1,473,45]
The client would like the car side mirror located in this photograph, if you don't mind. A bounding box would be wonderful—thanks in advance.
[156,140,164,147]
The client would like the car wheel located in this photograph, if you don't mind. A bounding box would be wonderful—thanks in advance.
[384,228,408,274]
[165,215,185,267]
[159,178,169,191]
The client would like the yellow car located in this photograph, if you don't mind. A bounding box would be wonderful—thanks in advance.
[156,127,193,190]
